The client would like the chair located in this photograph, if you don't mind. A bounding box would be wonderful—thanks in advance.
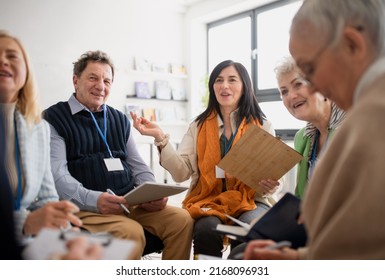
[142,229,164,256]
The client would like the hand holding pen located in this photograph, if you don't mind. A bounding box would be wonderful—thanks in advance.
[23,200,82,235]
[242,240,298,260]
[96,188,130,215]
[106,188,131,214]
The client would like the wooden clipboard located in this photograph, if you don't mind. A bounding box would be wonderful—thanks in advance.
[218,125,303,192]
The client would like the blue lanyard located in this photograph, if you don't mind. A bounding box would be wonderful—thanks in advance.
[224,126,239,156]
[88,105,113,158]
[309,130,319,179]
[14,118,22,211]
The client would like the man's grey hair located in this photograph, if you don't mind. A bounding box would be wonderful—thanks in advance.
[291,0,385,58]
[73,50,115,81]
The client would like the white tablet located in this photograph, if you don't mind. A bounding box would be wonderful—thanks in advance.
[123,182,188,206]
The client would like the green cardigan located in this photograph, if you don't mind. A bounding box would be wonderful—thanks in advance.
[294,128,338,199]
[293,103,345,199]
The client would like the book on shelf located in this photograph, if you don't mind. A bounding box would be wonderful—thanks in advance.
[174,106,187,122]
[171,87,186,101]
[171,63,187,75]
[152,62,170,73]
[125,103,142,120]
[135,81,152,99]
[217,125,303,194]
[156,107,177,123]
[154,80,172,100]
[142,107,156,121]
[134,57,151,72]
[215,193,307,249]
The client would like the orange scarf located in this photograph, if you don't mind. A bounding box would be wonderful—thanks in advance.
[183,112,262,224]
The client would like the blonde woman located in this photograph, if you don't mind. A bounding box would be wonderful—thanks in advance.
[0,30,82,245]
[275,56,345,198]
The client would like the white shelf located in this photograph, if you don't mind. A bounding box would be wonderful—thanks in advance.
[124,63,190,130]
[129,69,187,79]
[126,96,188,102]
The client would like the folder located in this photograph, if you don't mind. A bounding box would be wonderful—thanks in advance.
[124,182,188,206]
[216,193,307,249]
[218,125,303,193]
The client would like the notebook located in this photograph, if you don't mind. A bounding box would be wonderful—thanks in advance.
[216,193,307,249]
[124,182,188,206]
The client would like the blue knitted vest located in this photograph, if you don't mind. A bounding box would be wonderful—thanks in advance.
[44,102,135,195]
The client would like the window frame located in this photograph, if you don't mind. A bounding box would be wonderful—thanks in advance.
[207,0,301,103]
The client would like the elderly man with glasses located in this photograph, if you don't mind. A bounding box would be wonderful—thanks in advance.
[243,0,385,260]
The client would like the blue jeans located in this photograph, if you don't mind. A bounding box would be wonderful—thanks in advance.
[193,202,270,257]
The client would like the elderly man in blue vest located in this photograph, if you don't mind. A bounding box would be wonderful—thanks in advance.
[44,50,193,260]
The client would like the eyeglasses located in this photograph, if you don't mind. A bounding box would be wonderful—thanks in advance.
[298,25,364,83]
[297,42,330,83]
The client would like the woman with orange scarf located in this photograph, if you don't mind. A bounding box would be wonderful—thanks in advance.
[131,60,280,258]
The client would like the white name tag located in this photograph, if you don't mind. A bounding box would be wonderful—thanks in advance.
[215,165,225,178]
[104,158,124,171]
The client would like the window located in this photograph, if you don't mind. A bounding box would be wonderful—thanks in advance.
[208,13,252,74]
[256,1,302,93]
[207,0,305,138]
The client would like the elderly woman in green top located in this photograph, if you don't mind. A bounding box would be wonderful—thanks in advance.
[275,56,345,198]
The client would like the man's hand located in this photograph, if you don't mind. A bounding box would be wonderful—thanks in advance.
[243,239,299,260]
[139,197,168,212]
[97,192,130,215]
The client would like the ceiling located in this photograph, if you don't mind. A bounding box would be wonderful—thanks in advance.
[175,0,203,7]
[176,0,205,7]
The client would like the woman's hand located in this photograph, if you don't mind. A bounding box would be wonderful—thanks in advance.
[23,201,82,235]
[259,179,280,196]
[130,111,165,141]
[52,236,103,260]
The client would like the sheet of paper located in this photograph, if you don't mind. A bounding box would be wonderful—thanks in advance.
[225,214,251,230]
[22,228,137,260]
[216,224,249,237]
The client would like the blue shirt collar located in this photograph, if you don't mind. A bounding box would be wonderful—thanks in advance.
[68,94,106,115]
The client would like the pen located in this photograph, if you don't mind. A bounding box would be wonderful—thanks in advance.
[106,188,131,214]
[265,240,292,250]
[232,240,292,260]
[60,221,72,234]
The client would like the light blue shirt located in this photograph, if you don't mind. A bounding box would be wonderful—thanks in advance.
[8,109,58,244]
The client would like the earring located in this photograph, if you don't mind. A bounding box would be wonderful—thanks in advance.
[324,98,327,101]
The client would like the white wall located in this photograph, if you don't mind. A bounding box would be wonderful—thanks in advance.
[0,0,277,116]
[0,0,187,112]
[1,0,296,190]
[183,0,276,118]
[0,0,191,183]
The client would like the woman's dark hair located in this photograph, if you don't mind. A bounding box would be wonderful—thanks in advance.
[195,60,265,127]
